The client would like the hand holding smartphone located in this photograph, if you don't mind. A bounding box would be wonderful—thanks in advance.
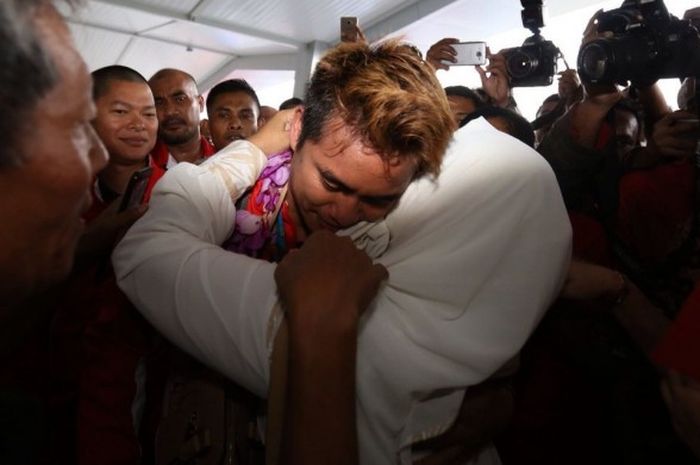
[340,17,358,42]
[444,41,488,66]
[118,166,153,212]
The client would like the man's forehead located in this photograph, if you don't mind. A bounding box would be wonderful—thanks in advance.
[213,91,256,108]
[150,72,197,94]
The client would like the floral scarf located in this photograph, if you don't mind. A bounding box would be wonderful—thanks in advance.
[224,150,297,261]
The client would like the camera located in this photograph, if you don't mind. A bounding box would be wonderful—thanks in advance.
[577,0,700,85]
[502,0,563,87]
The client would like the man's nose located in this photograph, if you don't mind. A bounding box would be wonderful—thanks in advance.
[329,195,363,227]
[228,116,242,129]
[128,114,147,131]
[161,100,178,116]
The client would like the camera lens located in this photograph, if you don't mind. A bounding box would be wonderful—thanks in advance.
[578,42,609,82]
[506,50,538,79]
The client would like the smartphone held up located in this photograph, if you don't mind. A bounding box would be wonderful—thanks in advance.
[340,16,358,42]
[118,166,153,213]
[444,41,488,66]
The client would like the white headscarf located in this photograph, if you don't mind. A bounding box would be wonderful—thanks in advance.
[344,118,571,464]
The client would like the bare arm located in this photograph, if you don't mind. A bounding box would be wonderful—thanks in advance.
[275,231,387,465]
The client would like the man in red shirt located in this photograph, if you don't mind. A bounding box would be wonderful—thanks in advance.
[205,78,262,152]
[50,65,162,465]
[148,68,215,167]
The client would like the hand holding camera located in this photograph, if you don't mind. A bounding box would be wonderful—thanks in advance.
[651,111,700,159]
[577,0,700,86]
[475,49,512,107]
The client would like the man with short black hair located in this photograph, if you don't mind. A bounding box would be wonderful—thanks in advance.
[444,85,484,127]
[148,68,215,167]
[279,96,304,110]
[205,78,262,152]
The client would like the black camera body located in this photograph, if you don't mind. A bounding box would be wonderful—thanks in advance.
[503,34,559,87]
[504,0,562,87]
[577,0,700,85]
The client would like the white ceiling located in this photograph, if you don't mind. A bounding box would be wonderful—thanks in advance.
[60,0,691,112]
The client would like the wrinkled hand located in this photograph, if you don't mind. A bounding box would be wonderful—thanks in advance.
[475,49,511,107]
[651,111,699,159]
[558,69,582,106]
[661,371,700,458]
[426,38,460,71]
[275,231,388,331]
[78,198,147,260]
[248,108,297,157]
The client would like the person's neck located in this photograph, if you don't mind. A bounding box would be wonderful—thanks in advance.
[284,192,308,243]
[99,157,147,194]
[167,134,202,164]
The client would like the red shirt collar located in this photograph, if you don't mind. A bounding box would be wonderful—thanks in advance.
[151,136,215,169]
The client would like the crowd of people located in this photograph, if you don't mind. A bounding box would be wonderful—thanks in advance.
[1,0,699,464]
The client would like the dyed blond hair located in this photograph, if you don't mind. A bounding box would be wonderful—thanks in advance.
[298,39,455,176]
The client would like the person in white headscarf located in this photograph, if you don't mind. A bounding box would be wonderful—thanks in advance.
[114,115,570,464]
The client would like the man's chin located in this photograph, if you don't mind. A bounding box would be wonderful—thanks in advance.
[160,130,195,145]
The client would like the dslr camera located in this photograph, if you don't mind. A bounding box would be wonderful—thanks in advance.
[577,0,700,85]
[502,0,562,87]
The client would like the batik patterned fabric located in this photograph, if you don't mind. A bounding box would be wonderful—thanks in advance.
[224,150,296,262]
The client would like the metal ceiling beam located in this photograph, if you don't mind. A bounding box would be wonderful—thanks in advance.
[93,0,303,49]
[198,53,298,92]
[361,0,463,43]
[66,17,236,56]
[188,0,217,19]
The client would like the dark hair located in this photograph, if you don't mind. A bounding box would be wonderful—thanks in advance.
[279,97,303,110]
[0,0,68,167]
[206,79,261,114]
[444,86,485,108]
[462,106,535,148]
[92,65,148,101]
[299,40,454,177]
[537,93,560,116]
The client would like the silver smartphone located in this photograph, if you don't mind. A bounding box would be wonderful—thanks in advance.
[446,41,487,66]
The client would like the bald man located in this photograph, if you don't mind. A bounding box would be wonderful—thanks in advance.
[148,68,215,167]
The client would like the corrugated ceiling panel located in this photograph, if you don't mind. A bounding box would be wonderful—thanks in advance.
[60,1,170,33]
[131,0,201,15]
[196,0,421,43]
[67,23,134,71]
[203,70,296,109]
[147,21,298,56]
[117,36,231,83]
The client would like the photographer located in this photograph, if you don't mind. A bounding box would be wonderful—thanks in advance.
[426,39,520,113]
[500,2,700,464]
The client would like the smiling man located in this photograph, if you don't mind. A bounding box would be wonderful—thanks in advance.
[88,66,159,208]
[206,78,262,152]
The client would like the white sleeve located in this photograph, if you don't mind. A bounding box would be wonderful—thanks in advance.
[113,141,276,397]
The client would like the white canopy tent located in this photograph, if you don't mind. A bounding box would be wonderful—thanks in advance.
[60,0,695,118]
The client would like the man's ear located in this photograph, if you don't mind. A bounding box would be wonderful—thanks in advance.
[197,95,204,113]
[290,107,304,152]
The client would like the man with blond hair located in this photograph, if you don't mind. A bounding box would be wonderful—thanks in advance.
[115,40,569,464]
